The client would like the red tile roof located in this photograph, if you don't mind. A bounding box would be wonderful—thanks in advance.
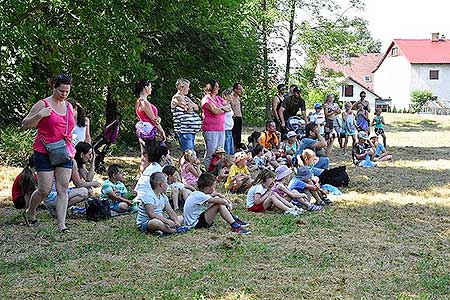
[318,54,381,91]
[373,39,450,72]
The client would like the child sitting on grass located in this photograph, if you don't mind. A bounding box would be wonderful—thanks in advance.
[272,165,323,212]
[353,131,377,167]
[162,165,194,212]
[299,149,332,205]
[180,149,202,186]
[370,135,393,162]
[225,152,253,193]
[208,147,226,175]
[183,172,251,234]
[136,172,188,235]
[246,169,302,216]
[101,164,135,213]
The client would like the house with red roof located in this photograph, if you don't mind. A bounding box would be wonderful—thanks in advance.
[373,33,450,110]
[316,53,383,111]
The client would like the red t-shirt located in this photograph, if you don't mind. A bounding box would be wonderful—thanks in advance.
[208,156,221,172]
[11,175,23,203]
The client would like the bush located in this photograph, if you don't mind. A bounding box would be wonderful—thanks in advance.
[0,127,36,167]
[306,88,340,109]
[411,90,433,112]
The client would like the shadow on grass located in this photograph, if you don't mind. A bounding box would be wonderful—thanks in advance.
[386,146,450,161]
[388,119,443,132]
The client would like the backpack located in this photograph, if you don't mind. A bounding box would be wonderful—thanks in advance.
[86,198,111,221]
[318,166,350,187]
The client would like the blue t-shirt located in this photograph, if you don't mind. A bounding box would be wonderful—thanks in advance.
[375,143,385,157]
[288,177,306,191]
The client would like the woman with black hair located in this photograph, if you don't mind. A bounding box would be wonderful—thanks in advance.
[134,80,166,174]
[21,74,76,231]
[67,98,91,146]
[11,155,37,209]
[72,142,100,194]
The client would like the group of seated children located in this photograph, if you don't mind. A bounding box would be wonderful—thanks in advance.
[352,131,393,167]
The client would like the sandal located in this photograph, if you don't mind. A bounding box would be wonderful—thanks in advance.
[22,211,38,227]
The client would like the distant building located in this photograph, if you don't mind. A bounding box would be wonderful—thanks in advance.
[316,54,385,111]
[373,33,450,110]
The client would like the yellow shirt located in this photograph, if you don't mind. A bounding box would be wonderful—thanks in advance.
[225,164,250,189]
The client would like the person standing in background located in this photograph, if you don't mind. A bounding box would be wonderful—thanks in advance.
[230,82,243,151]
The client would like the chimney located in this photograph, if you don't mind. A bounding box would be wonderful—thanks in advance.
[440,34,446,41]
[431,32,439,42]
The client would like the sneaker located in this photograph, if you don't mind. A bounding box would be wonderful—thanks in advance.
[233,216,250,227]
[231,226,252,235]
[291,199,302,207]
[154,230,165,237]
[320,197,333,206]
[284,207,299,216]
[308,204,323,212]
[71,206,86,214]
[175,225,191,234]
[294,206,305,214]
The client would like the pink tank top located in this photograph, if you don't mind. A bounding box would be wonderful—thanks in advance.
[136,98,158,125]
[202,95,225,132]
[181,162,199,186]
[33,99,76,158]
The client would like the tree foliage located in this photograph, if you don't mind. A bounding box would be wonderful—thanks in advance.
[410,90,433,112]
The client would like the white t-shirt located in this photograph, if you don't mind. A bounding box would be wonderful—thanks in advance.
[134,162,162,198]
[136,188,168,226]
[72,125,86,146]
[246,184,268,208]
[224,110,234,131]
[183,191,211,227]
[309,112,325,135]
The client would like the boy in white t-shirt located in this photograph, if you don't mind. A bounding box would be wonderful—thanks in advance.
[309,103,325,136]
[183,172,251,234]
[136,172,188,235]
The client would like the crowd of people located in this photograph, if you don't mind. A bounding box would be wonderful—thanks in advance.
[12,74,393,234]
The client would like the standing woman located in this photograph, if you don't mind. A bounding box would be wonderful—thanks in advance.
[135,80,166,174]
[21,74,75,231]
[272,84,285,131]
[323,94,341,155]
[67,98,91,146]
[201,80,230,167]
[171,79,202,152]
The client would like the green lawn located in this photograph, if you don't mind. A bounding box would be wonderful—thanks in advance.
[1,113,450,300]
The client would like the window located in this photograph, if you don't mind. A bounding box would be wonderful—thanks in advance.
[344,85,354,97]
[364,75,371,82]
[430,70,439,80]
[391,47,399,56]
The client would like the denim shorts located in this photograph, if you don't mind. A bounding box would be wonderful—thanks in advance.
[137,220,150,232]
[34,150,73,172]
[178,133,196,152]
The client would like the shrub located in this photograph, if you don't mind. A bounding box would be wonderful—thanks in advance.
[0,127,36,167]
[411,90,433,112]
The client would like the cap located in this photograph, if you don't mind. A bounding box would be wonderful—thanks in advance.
[358,131,369,140]
[275,165,293,181]
[286,131,297,138]
[314,103,322,109]
[215,147,226,154]
[234,151,249,163]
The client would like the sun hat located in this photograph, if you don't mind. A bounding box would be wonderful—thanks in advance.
[286,131,297,139]
[215,147,226,154]
[274,165,293,181]
[314,103,322,109]
[296,166,312,181]
[234,151,249,163]
[358,131,369,140]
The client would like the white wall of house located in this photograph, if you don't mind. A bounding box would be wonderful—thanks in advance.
[410,64,450,101]
[373,55,411,110]
[339,78,376,111]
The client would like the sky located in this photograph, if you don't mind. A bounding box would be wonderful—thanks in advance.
[349,0,450,52]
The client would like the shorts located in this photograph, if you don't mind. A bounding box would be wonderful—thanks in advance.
[44,187,75,208]
[248,202,265,212]
[194,211,213,229]
[34,150,73,172]
[375,128,384,135]
[343,129,356,136]
[13,195,26,209]
[137,220,150,232]
[110,201,129,212]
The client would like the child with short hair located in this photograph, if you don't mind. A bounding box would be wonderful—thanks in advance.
[272,165,323,211]
[184,172,251,234]
[136,172,187,234]
[309,103,326,135]
[225,152,252,193]
[371,109,387,147]
[162,165,194,212]
[101,164,134,213]
[342,101,358,155]
[208,147,226,175]
[300,149,331,205]
[246,169,301,216]
[370,135,393,162]
[180,149,202,186]
[353,131,376,167]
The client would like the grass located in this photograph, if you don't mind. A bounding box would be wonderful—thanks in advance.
[1,112,450,299]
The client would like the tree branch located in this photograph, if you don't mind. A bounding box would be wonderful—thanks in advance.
[10,2,48,27]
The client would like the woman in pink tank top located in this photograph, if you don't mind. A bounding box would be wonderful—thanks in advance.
[21,74,76,232]
[201,80,231,167]
[134,80,167,174]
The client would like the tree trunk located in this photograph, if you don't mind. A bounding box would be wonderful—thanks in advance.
[262,0,271,118]
[284,0,297,87]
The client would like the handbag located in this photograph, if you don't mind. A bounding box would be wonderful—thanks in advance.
[135,121,157,140]
[40,103,71,166]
